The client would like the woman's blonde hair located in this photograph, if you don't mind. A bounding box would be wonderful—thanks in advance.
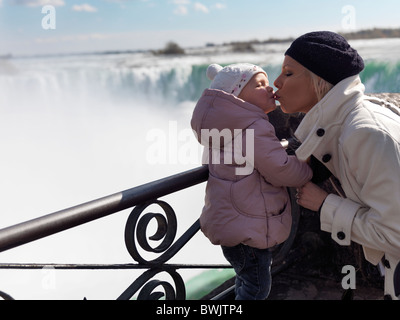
[309,71,334,101]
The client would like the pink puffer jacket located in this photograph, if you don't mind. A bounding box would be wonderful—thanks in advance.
[191,89,312,249]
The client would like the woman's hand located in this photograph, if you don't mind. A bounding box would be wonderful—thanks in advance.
[296,182,329,212]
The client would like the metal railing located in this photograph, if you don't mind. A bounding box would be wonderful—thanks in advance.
[0,152,301,300]
[0,166,208,253]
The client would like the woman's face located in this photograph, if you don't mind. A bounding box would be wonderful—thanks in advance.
[274,56,318,114]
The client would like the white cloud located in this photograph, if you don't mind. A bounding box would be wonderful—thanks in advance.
[171,0,190,15]
[172,0,190,4]
[194,2,208,13]
[172,1,210,15]
[11,0,65,6]
[214,3,226,10]
[72,4,98,13]
[173,5,188,15]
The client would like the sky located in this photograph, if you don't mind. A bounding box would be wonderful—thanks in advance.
[1,0,400,56]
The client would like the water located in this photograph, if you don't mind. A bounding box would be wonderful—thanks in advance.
[0,38,399,299]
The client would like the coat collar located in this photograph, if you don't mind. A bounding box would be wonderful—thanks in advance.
[295,75,365,162]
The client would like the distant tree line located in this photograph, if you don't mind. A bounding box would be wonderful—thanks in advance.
[222,28,400,48]
[152,41,186,55]
[152,28,400,56]
[340,27,400,40]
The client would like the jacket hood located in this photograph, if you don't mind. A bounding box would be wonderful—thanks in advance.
[191,89,268,147]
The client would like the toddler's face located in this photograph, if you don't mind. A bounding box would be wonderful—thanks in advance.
[238,73,276,114]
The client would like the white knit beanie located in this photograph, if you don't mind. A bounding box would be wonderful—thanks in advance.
[206,63,267,97]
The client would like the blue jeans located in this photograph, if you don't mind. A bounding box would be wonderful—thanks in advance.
[222,244,272,300]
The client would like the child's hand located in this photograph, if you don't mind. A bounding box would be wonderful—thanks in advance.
[296,182,328,212]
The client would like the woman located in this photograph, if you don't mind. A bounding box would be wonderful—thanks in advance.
[274,31,400,300]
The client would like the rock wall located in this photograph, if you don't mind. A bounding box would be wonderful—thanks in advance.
[371,93,400,106]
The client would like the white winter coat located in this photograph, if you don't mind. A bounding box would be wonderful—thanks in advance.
[295,75,400,299]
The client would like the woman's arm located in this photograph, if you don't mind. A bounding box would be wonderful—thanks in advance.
[300,128,400,260]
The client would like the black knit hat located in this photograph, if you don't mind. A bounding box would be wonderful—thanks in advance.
[285,31,364,85]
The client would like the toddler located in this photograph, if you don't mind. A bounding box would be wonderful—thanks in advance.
[191,63,312,300]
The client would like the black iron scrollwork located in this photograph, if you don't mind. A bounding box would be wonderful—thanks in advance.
[122,199,200,300]
[124,200,200,266]
[122,185,301,300]
[118,268,186,300]
[125,200,176,264]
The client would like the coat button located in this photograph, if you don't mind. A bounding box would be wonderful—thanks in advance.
[337,231,346,240]
[316,128,325,137]
[322,154,332,163]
